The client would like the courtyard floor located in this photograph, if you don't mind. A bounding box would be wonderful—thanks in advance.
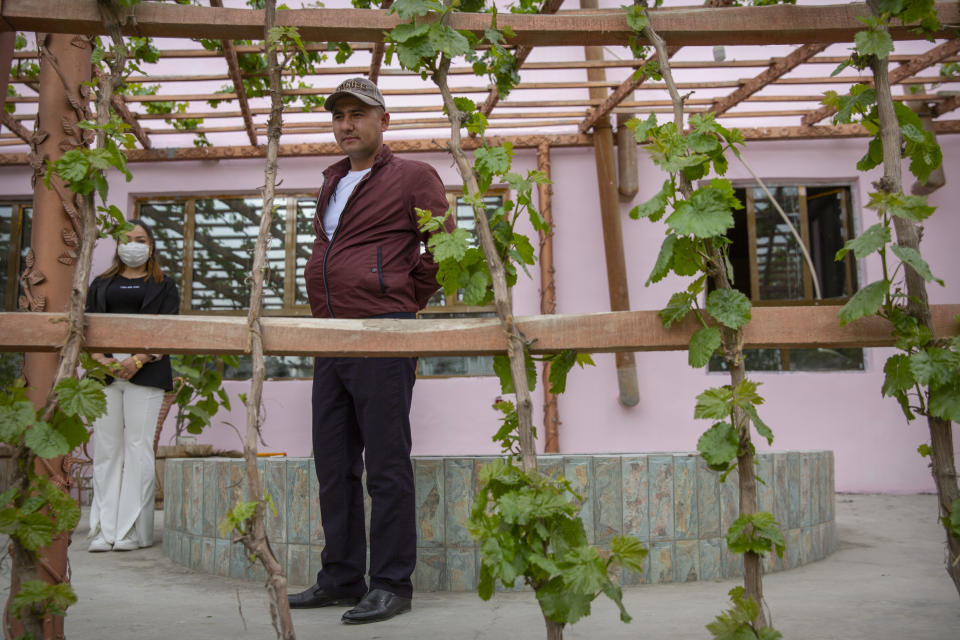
[2,493,958,639]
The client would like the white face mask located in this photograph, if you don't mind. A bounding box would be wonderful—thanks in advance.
[117,242,151,268]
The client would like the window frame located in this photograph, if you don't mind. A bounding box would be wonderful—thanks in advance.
[1,199,32,312]
[134,192,316,316]
[734,180,860,307]
[710,180,864,373]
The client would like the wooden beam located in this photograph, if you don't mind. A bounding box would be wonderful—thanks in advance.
[3,305,958,356]
[0,109,30,143]
[801,38,960,126]
[3,1,958,46]
[579,46,680,134]
[3,120,960,165]
[709,43,828,116]
[209,0,258,148]
[932,92,960,117]
[367,0,393,83]
[478,0,564,116]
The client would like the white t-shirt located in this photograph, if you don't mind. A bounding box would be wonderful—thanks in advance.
[322,168,372,238]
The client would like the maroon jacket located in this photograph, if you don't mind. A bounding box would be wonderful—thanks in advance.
[304,145,453,318]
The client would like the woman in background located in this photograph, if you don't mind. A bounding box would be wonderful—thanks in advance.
[85,219,179,551]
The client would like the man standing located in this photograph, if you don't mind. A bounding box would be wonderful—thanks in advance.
[289,77,452,624]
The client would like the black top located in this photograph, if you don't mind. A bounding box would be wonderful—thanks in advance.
[86,274,180,391]
[105,276,148,314]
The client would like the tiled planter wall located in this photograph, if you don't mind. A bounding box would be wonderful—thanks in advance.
[163,451,835,591]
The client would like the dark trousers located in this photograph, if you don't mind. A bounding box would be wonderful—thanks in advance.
[311,354,418,598]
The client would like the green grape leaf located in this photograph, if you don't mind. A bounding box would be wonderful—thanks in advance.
[890,244,942,285]
[726,511,785,557]
[695,386,733,420]
[630,180,670,222]
[929,380,960,423]
[56,377,107,420]
[689,326,722,369]
[0,400,37,443]
[854,29,894,59]
[882,354,916,396]
[706,288,752,330]
[835,223,890,261]
[909,348,959,387]
[10,579,77,618]
[492,351,537,395]
[658,292,694,328]
[609,535,648,573]
[743,404,773,445]
[837,280,889,325]
[24,421,70,459]
[535,577,594,625]
[430,227,472,262]
[888,194,935,222]
[697,421,738,471]
[16,513,56,551]
[666,186,735,239]
[646,234,677,285]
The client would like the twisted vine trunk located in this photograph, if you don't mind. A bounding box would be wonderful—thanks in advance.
[431,56,537,473]
[868,15,960,596]
[644,17,767,627]
[234,2,295,637]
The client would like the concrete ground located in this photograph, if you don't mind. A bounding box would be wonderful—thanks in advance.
[2,494,959,639]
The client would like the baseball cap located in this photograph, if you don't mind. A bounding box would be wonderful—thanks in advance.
[325,77,385,111]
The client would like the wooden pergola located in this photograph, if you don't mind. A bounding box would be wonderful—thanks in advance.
[3,0,958,411]
[1,0,959,157]
[1,0,959,432]
[0,3,958,637]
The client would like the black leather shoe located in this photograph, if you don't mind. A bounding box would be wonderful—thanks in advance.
[287,584,363,609]
[341,589,411,624]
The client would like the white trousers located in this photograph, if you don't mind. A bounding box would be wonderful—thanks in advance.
[89,379,163,546]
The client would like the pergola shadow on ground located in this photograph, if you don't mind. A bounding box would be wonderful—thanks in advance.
[2,494,953,640]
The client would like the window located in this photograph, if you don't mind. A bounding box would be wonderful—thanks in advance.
[1,200,32,311]
[417,193,503,378]
[1,200,31,385]
[137,194,316,379]
[136,191,505,380]
[709,184,864,372]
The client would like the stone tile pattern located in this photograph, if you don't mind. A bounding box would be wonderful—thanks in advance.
[164,451,836,591]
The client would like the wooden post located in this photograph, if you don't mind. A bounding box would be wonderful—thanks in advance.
[537,142,560,453]
[0,32,14,117]
[616,112,639,198]
[581,0,639,407]
[7,32,93,640]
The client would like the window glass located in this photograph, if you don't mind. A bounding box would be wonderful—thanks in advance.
[191,197,287,311]
[417,311,497,377]
[1,202,30,385]
[138,200,185,292]
[1,204,14,309]
[137,194,315,380]
[224,355,315,380]
[709,184,863,372]
[753,186,805,301]
[295,197,315,306]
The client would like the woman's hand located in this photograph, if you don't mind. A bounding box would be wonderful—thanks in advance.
[116,356,142,380]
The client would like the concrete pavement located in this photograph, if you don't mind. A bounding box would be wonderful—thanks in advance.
[2,493,958,639]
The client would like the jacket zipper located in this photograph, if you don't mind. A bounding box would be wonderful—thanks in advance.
[320,168,375,318]
[375,246,386,294]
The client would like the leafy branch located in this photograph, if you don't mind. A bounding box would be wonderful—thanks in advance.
[825,0,960,596]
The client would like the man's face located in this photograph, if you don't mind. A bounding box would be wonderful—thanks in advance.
[331,95,389,169]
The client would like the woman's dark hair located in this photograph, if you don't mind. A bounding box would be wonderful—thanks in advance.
[96,218,164,282]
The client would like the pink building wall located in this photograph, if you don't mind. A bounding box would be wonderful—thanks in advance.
[2,134,958,494]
